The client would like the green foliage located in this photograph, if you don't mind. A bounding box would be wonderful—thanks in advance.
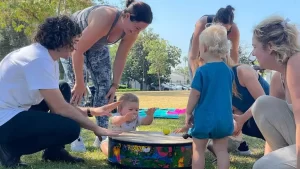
[0,0,105,77]
[118,84,128,89]
[238,46,267,77]
[0,26,29,60]
[109,43,119,64]
[145,39,168,76]
[175,66,189,82]
[0,0,96,36]
[144,39,169,90]
[174,56,189,84]
[109,28,181,90]
[238,46,252,65]
[117,88,140,92]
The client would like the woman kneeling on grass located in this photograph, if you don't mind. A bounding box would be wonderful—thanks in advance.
[250,16,300,169]
[0,15,121,168]
[179,23,236,169]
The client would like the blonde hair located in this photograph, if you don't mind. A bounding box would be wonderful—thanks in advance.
[199,23,240,98]
[223,54,241,98]
[118,93,139,104]
[199,23,231,56]
[253,15,300,64]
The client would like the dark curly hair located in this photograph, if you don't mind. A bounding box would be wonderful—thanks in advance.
[33,15,81,50]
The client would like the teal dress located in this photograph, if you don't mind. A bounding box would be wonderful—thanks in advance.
[189,62,234,139]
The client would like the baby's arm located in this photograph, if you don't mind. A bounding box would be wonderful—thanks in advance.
[111,116,127,126]
[140,108,156,125]
[111,113,135,126]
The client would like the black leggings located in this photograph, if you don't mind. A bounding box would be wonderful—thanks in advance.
[242,117,265,140]
[0,81,80,156]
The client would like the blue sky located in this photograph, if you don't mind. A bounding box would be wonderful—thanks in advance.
[108,0,299,63]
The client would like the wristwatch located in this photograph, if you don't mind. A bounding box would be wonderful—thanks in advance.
[87,108,93,117]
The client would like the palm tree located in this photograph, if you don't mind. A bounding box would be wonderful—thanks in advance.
[183,55,188,67]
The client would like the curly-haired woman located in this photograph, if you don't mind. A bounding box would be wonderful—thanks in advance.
[0,15,121,168]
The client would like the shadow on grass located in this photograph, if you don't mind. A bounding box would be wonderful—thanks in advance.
[229,160,255,169]
[204,154,260,169]
[15,156,119,169]
[14,147,263,169]
[243,152,264,159]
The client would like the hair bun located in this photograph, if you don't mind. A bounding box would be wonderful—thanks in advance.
[126,0,135,7]
[225,5,235,13]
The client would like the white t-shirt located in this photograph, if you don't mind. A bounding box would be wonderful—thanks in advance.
[109,113,143,132]
[0,43,59,126]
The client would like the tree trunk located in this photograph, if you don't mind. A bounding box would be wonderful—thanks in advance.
[63,0,66,14]
[158,72,161,91]
[127,79,130,88]
[139,80,143,91]
[57,0,64,80]
[57,0,63,16]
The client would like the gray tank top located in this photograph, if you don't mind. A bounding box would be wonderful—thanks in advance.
[71,5,126,51]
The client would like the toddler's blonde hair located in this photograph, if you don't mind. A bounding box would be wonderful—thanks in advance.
[118,93,139,105]
[200,23,240,98]
[199,23,231,56]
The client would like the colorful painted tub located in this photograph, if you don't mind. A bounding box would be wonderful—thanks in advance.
[108,131,192,169]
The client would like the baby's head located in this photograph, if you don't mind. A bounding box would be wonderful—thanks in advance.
[117,93,139,116]
[199,23,231,61]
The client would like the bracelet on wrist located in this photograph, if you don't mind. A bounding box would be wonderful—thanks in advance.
[111,83,119,89]
[87,108,93,117]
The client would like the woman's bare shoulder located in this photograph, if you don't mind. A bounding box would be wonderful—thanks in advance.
[236,64,258,80]
[88,6,118,24]
[288,52,300,65]
[237,64,255,73]
[228,23,240,40]
[287,52,300,74]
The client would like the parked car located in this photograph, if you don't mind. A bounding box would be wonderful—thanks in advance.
[161,83,173,90]
[182,85,191,90]
[148,83,190,91]
[169,83,183,90]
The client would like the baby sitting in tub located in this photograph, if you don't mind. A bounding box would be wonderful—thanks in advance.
[100,93,156,156]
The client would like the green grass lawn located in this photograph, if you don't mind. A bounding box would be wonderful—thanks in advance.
[2,91,264,169]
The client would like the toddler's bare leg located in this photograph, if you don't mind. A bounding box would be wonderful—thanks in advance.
[213,137,230,169]
[192,138,209,169]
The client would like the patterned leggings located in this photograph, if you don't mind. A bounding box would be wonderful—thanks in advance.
[60,46,111,129]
